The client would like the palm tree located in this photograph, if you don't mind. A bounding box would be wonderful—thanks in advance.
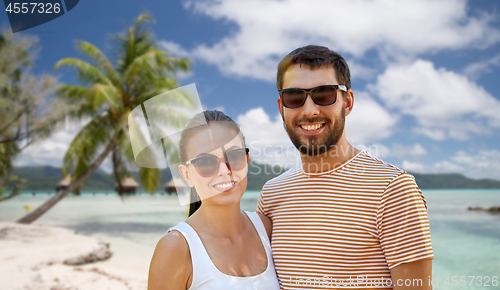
[17,13,194,224]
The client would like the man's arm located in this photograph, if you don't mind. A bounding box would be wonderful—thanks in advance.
[390,259,433,290]
[377,172,434,289]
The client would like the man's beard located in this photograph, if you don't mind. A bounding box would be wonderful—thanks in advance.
[284,108,345,157]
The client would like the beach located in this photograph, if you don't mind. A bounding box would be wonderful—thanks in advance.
[1,190,499,290]
[0,221,147,290]
[0,194,184,290]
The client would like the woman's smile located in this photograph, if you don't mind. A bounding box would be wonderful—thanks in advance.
[212,180,238,192]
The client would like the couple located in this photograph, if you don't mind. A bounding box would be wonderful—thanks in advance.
[149,46,434,290]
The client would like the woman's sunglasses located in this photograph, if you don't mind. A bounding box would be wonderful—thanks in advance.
[184,148,250,178]
[279,85,347,109]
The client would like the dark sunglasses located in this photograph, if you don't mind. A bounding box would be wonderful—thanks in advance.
[279,85,347,109]
[185,148,250,178]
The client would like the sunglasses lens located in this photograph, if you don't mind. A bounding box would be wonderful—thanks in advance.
[312,86,337,105]
[226,149,248,171]
[194,155,219,177]
[282,89,306,108]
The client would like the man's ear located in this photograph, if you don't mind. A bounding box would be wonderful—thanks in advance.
[344,89,354,117]
[178,164,194,188]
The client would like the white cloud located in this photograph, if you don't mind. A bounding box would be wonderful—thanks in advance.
[348,60,379,80]
[13,119,85,168]
[359,143,427,159]
[451,150,500,178]
[346,91,398,144]
[13,118,114,173]
[237,107,300,168]
[462,54,500,80]
[402,160,426,173]
[401,150,500,180]
[363,143,391,159]
[177,0,500,81]
[371,59,500,140]
[159,40,191,58]
[433,160,465,173]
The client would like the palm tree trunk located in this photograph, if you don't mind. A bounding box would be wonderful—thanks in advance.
[16,138,117,224]
[112,146,124,196]
[0,182,23,202]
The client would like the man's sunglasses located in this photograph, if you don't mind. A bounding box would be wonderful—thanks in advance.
[184,148,250,178]
[279,85,347,109]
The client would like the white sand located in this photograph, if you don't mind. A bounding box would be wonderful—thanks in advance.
[0,222,148,290]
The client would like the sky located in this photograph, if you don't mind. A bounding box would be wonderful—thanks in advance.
[2,0,500,181]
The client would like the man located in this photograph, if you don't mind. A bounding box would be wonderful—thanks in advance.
[257,45,434,289]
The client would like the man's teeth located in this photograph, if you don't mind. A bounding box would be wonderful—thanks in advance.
[301,124,323,131]
[214,182,236,188]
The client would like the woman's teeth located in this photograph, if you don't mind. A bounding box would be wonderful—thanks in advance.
[214,181,236,188]
[301,124,323,131]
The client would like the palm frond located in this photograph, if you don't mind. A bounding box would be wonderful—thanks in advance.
[89,83,123,111]
[54,58,112,85]
[138,167,160,193]
[62,113,113,176]
[76,40,121,87]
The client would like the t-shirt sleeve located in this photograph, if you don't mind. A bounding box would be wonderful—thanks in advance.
[376,172,434,269]
[256,186,267,216]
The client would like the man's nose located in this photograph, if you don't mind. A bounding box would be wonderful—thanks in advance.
[301,93,320,117]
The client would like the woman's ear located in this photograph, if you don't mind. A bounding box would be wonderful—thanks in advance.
[178,164,194,187]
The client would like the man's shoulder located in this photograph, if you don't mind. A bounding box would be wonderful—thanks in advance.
[354,150,408,179]
[261,163,301,191]
[357,151,421,192]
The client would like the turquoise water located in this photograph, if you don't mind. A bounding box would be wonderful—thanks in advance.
[1,189,499,289]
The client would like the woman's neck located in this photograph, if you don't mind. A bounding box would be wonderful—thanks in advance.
[188,202,246,240]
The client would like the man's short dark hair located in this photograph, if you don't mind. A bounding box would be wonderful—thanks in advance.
[277,45,351,90]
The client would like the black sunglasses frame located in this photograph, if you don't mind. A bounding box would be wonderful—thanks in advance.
[184,148,250,177]
[279,85,348,109]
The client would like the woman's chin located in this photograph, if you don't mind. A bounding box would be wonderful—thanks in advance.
[201,185,246,206]
[196,176,247,206]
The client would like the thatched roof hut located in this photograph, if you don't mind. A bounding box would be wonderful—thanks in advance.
[56,175,71,191]
[165,177,187,195]
[115,177,139,194]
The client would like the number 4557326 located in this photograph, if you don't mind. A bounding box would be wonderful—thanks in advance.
[5,3,61,14]
[443,276,498,287]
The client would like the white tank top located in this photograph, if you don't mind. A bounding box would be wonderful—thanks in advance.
[167,211,281,290]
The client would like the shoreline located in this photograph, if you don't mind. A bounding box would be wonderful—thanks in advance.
[0,222,148,290]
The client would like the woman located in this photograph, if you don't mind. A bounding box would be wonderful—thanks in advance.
[148,110,280,290]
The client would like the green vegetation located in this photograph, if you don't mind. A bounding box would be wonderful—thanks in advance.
[411,172,500,189]
[17,13,193,223]
[0,30,70,202]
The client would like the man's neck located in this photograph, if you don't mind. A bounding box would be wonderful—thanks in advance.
[300,139,359,173]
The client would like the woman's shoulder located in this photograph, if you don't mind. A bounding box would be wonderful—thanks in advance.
[158,229,190,253]
[149,228,192,289]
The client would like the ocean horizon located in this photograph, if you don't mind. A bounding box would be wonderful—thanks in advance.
[1,189,499,289]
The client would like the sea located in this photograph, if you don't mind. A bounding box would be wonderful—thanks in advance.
[1,189,499,289]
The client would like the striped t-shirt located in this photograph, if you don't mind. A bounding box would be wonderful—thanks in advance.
[257,150,434,289]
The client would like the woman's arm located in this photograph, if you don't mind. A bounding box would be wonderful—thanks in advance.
[257,213,273,241]
[148,231,192,290]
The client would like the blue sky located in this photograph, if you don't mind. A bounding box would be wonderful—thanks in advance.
[2,0,500,180]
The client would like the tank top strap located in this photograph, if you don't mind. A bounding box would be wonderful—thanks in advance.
[243,211,272,257]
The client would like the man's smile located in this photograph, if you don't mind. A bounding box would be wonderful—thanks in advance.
[298,122,325,134]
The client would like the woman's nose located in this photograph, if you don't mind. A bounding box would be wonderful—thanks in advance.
[217,159,232,176]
